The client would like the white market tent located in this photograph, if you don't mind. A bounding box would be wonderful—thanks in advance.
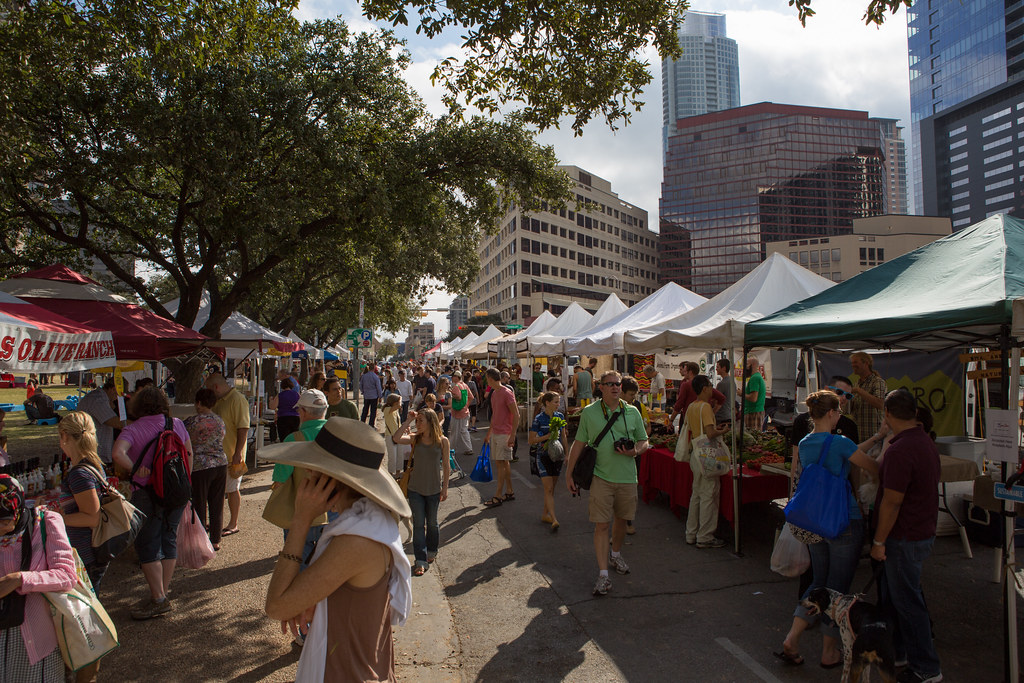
[165,292,304,360]
[623,254,835,353]
[488,309,558,357]
[564,283,707,357]
[441,332,479,359]
[525,302,593,356]
[530,294,629,357]
[457,324,505,359]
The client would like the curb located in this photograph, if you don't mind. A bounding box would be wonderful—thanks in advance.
[395,557,462,681]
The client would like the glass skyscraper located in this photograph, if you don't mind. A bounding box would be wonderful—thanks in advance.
[907,0,1021,212]
[661,10,740,157]
[659,103,892,296]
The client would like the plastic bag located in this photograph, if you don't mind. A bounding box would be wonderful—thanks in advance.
[176,502,216,569]
[470,443,493,483]
[770,523,810,577]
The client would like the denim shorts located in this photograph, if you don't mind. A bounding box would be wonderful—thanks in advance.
[131,488,186,564]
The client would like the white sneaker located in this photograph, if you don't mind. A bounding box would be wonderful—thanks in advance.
[592,574,612,596]
[609,553,630,575]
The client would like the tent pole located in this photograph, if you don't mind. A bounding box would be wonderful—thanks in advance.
[1004,343,1019,683]
[735,347,748,556]
[729,349,740,555]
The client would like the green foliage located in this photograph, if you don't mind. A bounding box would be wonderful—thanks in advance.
[361,0,686,134]
[788,0,910,26]
[0,1,571,341]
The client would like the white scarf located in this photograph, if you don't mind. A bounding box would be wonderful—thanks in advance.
[295,497,412,683]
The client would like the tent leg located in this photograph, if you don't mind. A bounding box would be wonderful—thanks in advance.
[734,348,748,556]
[1001,343,1020,683]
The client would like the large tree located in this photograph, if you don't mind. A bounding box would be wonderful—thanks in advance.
[0,2,569,341]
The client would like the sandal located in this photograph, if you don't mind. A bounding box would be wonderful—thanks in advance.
[412,565,427,576]
[221,528,240,536]
[502,492,516,502]
[772,650,804,666]
[483,497,503,508]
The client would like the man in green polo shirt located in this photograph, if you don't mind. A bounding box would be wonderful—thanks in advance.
[565,370,650,597]
[743,356,766,431]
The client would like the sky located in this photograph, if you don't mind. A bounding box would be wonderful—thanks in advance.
[298,0,912,340]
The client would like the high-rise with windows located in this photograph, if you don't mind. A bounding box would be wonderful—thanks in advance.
[468,166,659,325]
[661,10,740,157]
[659,103,894,296]
[908,0,1024,218]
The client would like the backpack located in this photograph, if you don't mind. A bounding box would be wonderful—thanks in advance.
[130,415,192,509]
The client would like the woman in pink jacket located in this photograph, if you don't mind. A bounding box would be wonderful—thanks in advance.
[0,473,77,681]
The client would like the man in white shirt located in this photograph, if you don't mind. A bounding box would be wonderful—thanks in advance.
[643,365,665,411]
[395,369,414,422]
[77,378,124,465]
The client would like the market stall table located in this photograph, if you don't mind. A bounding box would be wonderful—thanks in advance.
[939,453,981,558]
[638,446,789,523]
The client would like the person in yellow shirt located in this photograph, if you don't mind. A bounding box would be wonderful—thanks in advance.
[206,372,251,536]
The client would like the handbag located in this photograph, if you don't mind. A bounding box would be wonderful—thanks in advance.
[77,464,145,564]
[263,432,328,529]
[39,511,119,671]
[674,414,691,462]
[400,444,415,496]
[176,502,216,569]
[571,405,623,491]
[693,434,731,477]
[770,523,811,577]
[470,443,493,483]
[784,434,851,540]
[0,514,33,629]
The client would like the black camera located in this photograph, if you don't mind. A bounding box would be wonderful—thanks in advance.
[613,438,635,452]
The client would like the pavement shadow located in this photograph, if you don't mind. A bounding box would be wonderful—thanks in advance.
[474,586,587,683]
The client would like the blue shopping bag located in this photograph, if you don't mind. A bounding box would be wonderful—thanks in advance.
[470,443,493,483]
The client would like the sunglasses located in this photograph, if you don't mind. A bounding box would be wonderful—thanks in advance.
[602,381,621,387]
[826,385,853,400]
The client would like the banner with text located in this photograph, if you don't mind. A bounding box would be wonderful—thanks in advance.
[0,324,117,373]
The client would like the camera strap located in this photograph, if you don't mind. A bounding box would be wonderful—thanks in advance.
[593,401,625,447]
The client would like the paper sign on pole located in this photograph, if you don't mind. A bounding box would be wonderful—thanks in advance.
[116,395,127,422]
[984,408,1018,463]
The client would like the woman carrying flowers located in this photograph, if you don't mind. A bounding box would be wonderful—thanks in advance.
[528,392,568,532]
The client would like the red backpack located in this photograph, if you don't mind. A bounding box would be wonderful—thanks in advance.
[130,415,192,509]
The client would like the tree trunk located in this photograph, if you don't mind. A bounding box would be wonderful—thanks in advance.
[261,357,278,399]
[163,357,206,404]
[299,357,309,387]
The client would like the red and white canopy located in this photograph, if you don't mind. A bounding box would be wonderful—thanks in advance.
[0,291,116,373]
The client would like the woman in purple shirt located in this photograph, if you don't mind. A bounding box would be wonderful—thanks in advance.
[112,386,193,621]
[275,377,301,441]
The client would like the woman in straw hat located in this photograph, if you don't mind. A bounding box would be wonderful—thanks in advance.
[263,417,413,683]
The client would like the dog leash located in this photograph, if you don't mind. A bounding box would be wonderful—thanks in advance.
[859,561,885,600]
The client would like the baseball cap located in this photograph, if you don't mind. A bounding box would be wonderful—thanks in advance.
[296,389,328,410]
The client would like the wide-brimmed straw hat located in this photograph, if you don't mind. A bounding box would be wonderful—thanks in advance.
[259,418,411,525]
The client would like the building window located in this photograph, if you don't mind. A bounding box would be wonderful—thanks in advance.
[859,247,867,260]
[789,251,798,261]
[799,251,808,265]
[542,264,549,275]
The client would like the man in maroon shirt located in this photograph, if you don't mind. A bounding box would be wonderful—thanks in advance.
[870,389,942,683]
[670,361,724,433]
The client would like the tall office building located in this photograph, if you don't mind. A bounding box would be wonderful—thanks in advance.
[405,323,435,358]
[447,295,468,336]
[661,10,740,156]
[660,102,895,296]
[907,0,1023,214]
[468,166,659,325]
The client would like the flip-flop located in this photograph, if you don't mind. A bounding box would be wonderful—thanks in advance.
[502,492,516,502]
[412,565,426,576]
[483,497,503,508]
[221,528,240,536]
[772,650,804,666]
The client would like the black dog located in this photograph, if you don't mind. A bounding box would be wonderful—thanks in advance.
[800,587,896,683]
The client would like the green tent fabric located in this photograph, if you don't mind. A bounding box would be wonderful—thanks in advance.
[745,214,1024,351]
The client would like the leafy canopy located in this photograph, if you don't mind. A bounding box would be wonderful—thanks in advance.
[0,1,571,341]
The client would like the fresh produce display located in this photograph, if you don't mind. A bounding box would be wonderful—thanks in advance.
[648,433,678,452]
[736,429,788,464]
[745,454,784,471]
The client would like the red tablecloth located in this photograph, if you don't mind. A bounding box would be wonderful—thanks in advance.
[638,446,789,523]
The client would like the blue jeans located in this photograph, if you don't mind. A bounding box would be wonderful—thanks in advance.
[880,537,941,677]
[408,490,440,566]
[794,518,864,639]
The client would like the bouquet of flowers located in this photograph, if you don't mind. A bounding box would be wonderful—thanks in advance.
[547,415,567,446]
[546,415,567,461]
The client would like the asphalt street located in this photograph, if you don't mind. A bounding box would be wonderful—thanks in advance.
[94,413,1018,681]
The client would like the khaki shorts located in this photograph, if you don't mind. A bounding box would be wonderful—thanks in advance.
[490,433,514,461]
[588,476,638,523]
[225,472,243,493]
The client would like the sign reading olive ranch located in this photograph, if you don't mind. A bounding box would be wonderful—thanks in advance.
[0,326,117,373]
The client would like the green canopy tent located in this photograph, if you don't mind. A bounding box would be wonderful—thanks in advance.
[745,214,1024,352]
[746,213,1023,681]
